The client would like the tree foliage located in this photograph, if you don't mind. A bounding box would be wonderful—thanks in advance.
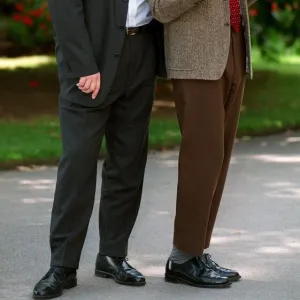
[250,1,300,60]
[1,0,300,58]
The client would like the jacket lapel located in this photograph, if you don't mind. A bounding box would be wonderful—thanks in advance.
[114,0,129,26]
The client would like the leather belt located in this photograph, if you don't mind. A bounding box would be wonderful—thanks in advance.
[125,24,150,36]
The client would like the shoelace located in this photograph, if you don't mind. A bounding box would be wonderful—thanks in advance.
[42,266,64,280]
[204,254,220,268]
[197,254,214,270]
[113,257,129,266]
[204,254,211,260]
[46,266,75,279]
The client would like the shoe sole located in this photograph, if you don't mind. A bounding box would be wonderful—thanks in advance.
[165,274,232,288]
[95,269,146,287]
[229,275,242,282]
[32,278,77,299]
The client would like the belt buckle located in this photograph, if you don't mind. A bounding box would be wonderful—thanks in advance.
[126,28,137,36]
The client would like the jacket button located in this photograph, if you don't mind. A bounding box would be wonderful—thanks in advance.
[114,53,120,58]
[225,23,230,27]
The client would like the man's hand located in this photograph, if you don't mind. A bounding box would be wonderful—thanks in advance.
[77,72,101,99]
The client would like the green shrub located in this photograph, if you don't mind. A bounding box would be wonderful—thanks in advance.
[5,0,53,50]
[2,0,300,58]
[250,1,300,61]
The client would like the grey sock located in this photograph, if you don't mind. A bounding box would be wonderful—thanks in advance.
[169,246,195,264]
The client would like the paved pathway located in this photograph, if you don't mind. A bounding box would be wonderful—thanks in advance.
[1,133,300,300]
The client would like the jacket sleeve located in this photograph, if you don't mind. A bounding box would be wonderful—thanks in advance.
[248,0,257,6]
[149,0,203,24]
[48,0,99,78]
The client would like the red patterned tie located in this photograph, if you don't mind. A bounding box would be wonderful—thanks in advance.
[230,0,241,32]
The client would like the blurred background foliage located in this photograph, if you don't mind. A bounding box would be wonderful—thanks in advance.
[1,0,300,167]
[0,0,299,59]
[250,0,300,60]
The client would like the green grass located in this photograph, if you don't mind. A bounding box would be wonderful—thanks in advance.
[1,51,300,167]
[0,117,180,168]
[0,119,62,165]
[240,52,300,135]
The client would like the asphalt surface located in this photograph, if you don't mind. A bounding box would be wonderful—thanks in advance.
[1,132,300,300]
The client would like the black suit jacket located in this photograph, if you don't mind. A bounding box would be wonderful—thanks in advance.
[48,0,166,107]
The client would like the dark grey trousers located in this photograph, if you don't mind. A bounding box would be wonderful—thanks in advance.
[50,32,156,269]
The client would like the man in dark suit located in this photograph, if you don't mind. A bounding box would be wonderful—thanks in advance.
[32,0,165,299]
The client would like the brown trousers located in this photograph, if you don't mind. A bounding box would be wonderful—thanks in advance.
[172,29,246,255]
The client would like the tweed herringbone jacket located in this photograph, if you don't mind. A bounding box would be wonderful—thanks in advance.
[150,0,257,80]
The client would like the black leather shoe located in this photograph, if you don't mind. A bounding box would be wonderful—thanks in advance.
[201,254,241,282]
[95,255,146,286]
[32,267,77,299]
[165,258,231,288]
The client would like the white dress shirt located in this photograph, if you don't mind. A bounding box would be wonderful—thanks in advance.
[126,0,153,27]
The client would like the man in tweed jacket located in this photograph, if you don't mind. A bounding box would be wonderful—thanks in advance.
[150,0,257,288]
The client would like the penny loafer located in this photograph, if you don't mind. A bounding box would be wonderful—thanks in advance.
[201,254,241,282]
[165,258,231,288]
[95,255,146,286]
[33,267,77,299]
